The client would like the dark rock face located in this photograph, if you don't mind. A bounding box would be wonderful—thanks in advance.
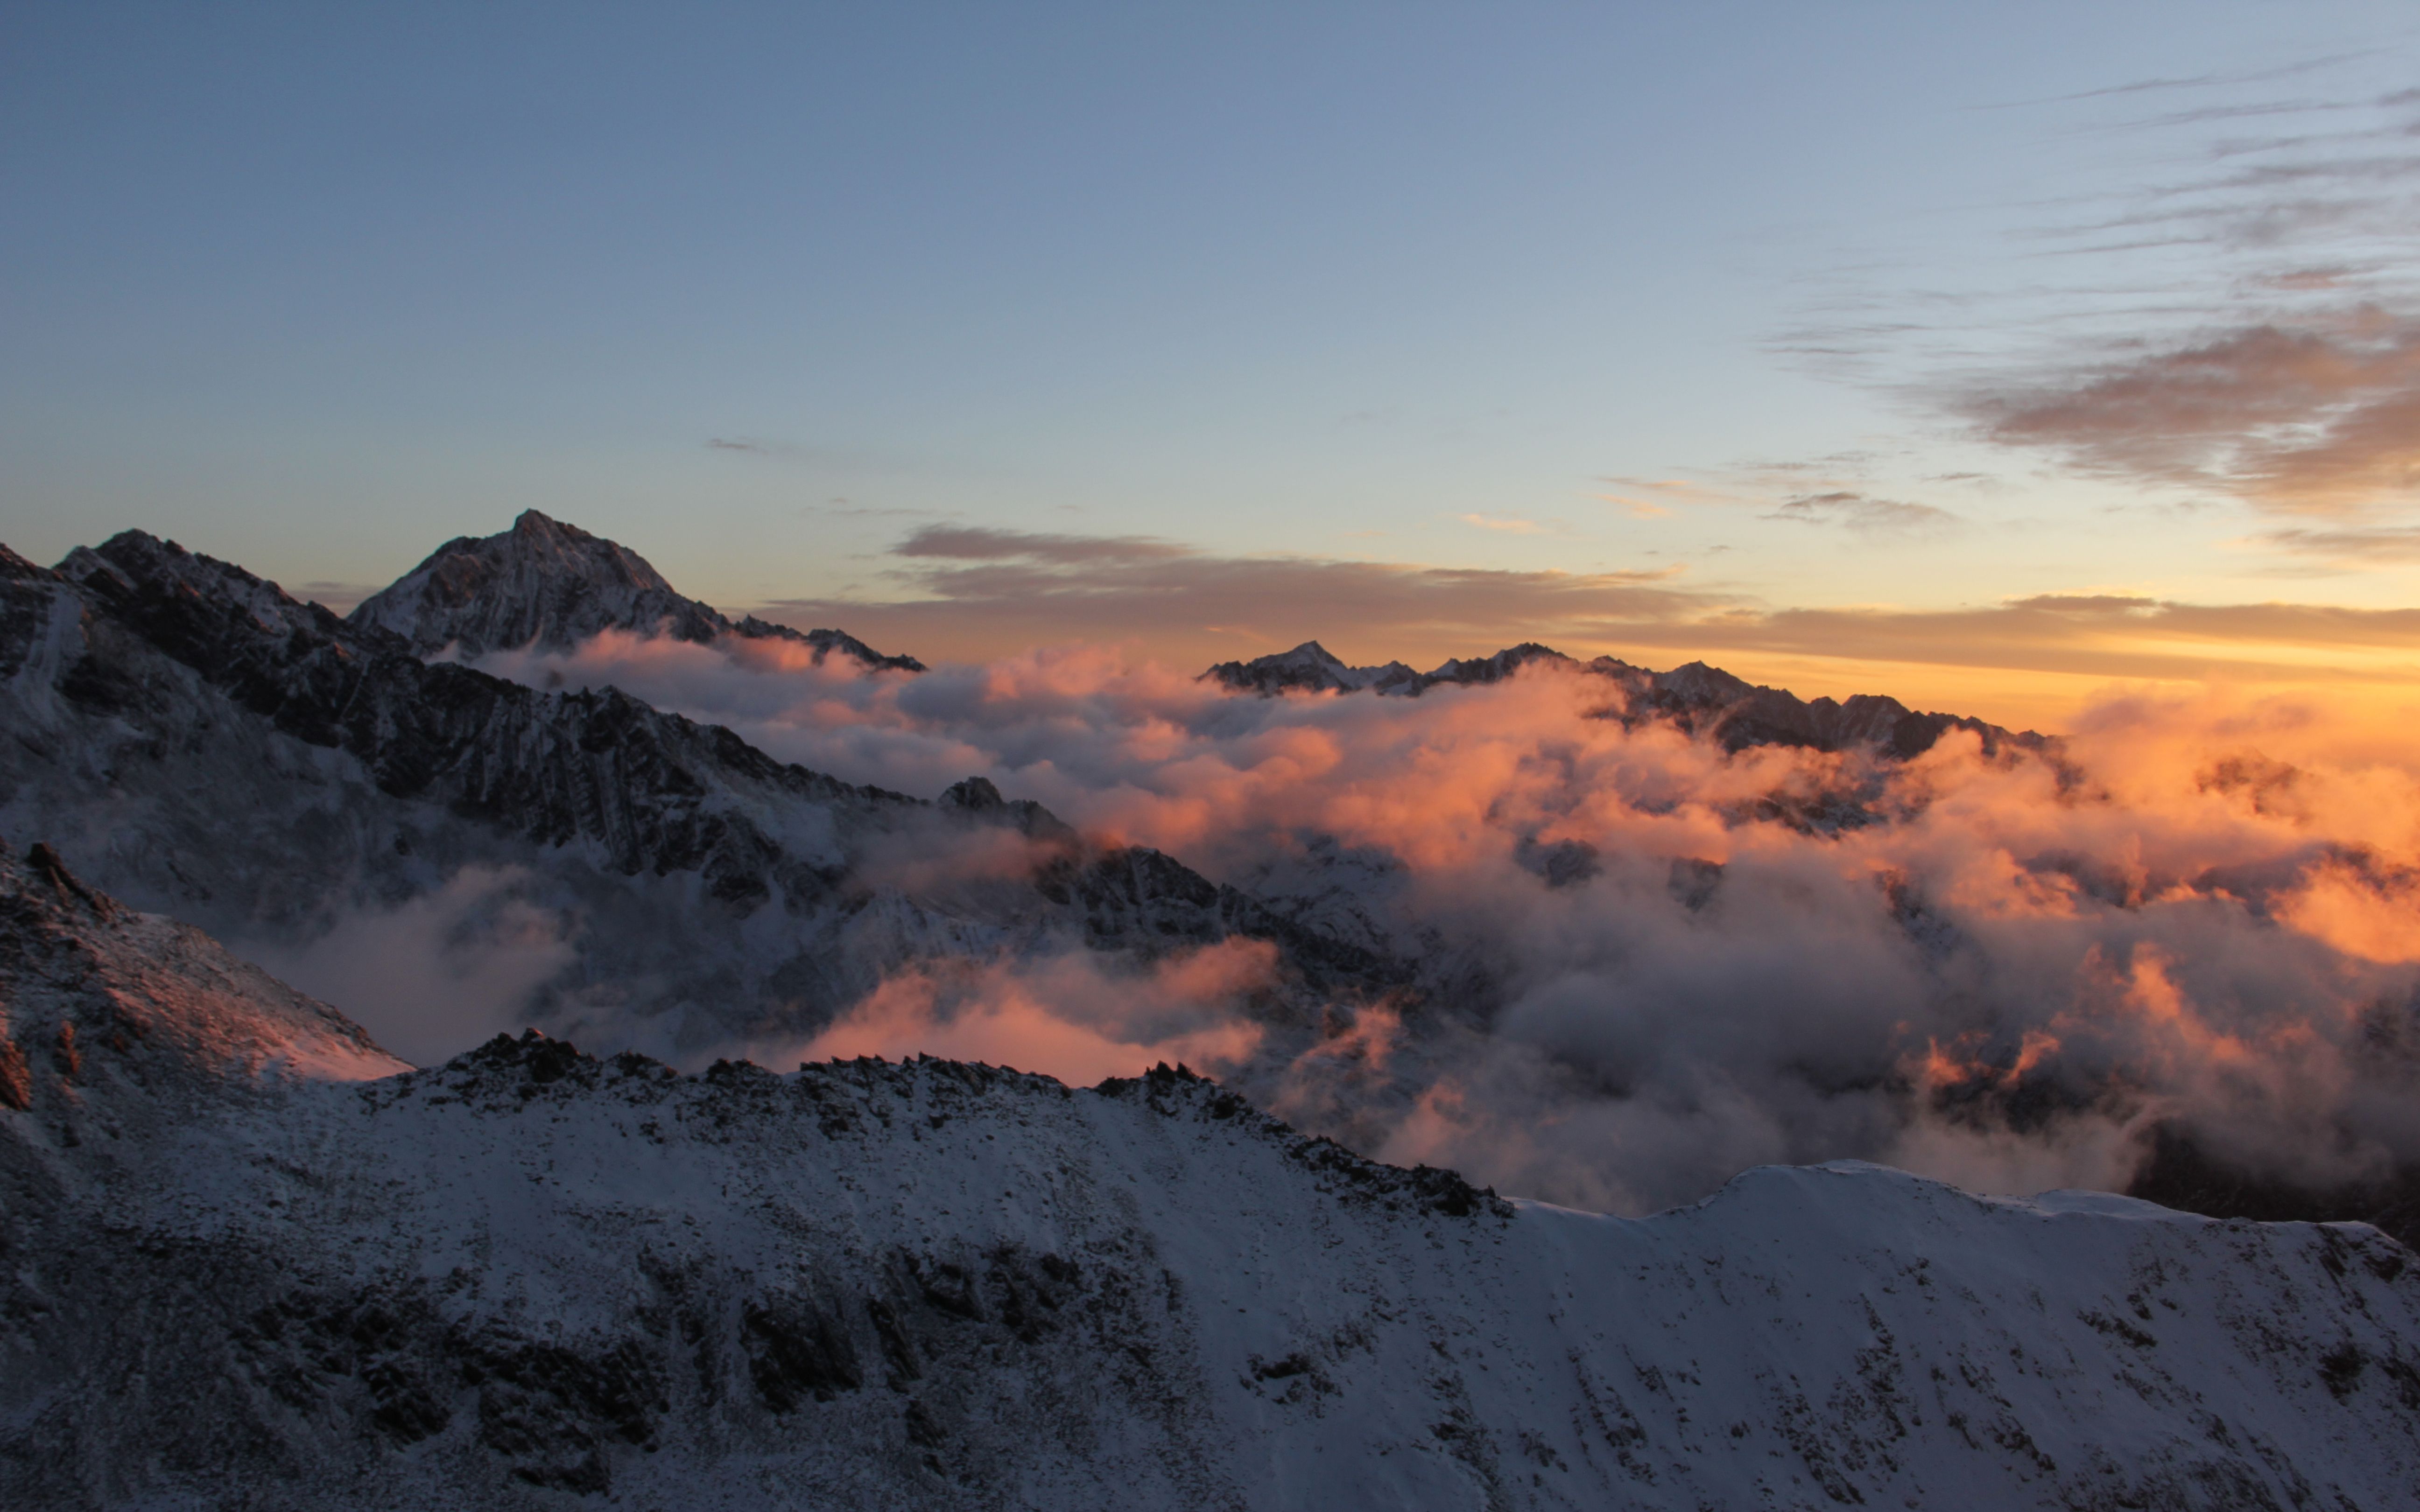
[350,508,924,671]
[59,528,900,896]
[2129,1121,2420,1253]
[0,530,1413,1063]
[1037,847,1409,994]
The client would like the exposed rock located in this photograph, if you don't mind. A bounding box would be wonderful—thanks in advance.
[0,532,1409,1064]
[1202,640,2053,761]
[1,870,2414,1510]
[350,509,924,671]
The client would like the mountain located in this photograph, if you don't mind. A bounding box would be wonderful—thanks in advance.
[1204,641,2046,759]
[1199,641,1419,695]
[0,532,1404,1068]
[7,518,2414,1254]
[351,509,925,671]
[5,845,2415,1510]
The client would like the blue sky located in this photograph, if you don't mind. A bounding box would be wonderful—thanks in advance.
[6,2,2419,719]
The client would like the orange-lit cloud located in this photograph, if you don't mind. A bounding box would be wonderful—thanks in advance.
[471,627,2420,1213]
[786,940,1273,1088]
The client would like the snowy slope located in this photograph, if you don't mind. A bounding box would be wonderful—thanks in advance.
[0,533,1401,1068]
[2,848,2415,1510]
[351,510,923,670]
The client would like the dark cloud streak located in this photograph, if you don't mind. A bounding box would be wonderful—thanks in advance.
[894,525,1194,564]
[752,529,2420,687]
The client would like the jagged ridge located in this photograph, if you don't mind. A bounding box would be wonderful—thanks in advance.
[0,534,1411,1056]
[1204,639,2047,759]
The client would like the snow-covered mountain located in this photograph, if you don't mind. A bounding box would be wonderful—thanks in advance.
[8,514,2418,1258]
[351,509,924,671]
[1205,640,2043,758]
[1200,640,1421,694]
[4,842,2415,1510]
[0,533,1401,1069]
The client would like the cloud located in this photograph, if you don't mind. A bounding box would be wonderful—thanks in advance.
[1773,54,2420,534]
[1969,315,2420,513]
[761,530,1709,668]
[1766,491,1961,535]
[2258,524,2420,562]
[784,940,1273,1088]
[706,436,771,453]
[893,525,1193,563]
[1457,513,1546,534]
[458,623,2420,1214]
[728,524,2420,689]
[241,867,575,1068]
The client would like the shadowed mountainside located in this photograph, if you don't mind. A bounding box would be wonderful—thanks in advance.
[3,844,2415,1511]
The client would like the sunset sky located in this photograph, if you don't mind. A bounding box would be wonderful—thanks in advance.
[6,2,2420,731]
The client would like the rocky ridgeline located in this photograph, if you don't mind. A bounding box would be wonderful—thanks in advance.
[2,858,2416,1509]
[1202,638,2048,759]
[0,533,1410,1051]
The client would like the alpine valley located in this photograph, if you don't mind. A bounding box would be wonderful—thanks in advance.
[3,514,2417,1509]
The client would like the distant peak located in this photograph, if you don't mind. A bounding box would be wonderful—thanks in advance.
[1199,639,2040,760]
[347,514,922,672]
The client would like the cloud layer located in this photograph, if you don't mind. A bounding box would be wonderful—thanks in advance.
[464,632,2420,1215]
[744,527,2420,718]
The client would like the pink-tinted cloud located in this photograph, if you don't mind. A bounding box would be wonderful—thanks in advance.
[786,939,1273,1088]
[469,630,2420,1213]
[1972,315,2420,513]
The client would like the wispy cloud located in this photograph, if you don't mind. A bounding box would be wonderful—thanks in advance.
[2259,523,2420,561]
[1766,491,1961,536]
[894,525,1193,563]
[1457,513,1547,534]
[757,528,1707,665]
[1774,52,2420,538]
[745,527,2420,690]
[1969,314,2420,514]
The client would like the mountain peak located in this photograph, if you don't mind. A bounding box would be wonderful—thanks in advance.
[348,513,922,670]
[1201,641,1416,695]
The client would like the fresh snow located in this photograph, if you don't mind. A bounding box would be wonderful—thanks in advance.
[3,844,2416,1510]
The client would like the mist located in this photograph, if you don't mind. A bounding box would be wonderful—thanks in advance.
[456,632,2420,1213]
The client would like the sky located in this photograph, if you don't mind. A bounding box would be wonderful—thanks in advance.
[5,1,2420,732]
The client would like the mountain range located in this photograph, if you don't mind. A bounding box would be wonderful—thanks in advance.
[1202,639,2047,760]
[3,515,2413,1241]
[3,511,2418,1504]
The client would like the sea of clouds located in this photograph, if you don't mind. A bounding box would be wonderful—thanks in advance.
[453,631,2420,1214]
